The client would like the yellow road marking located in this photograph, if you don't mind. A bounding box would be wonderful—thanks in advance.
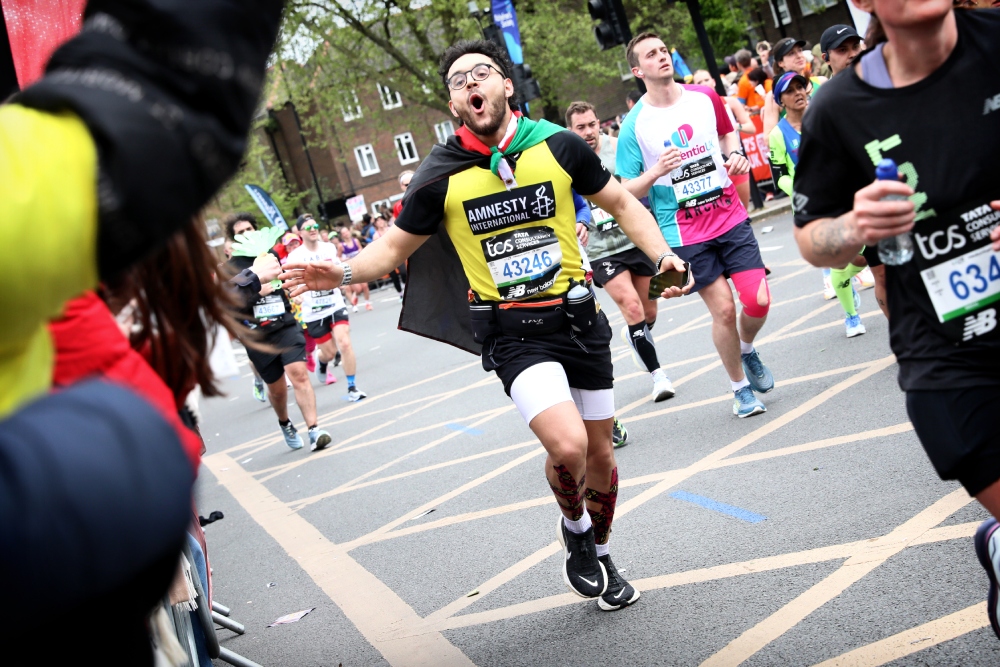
[347,422,914,549]
[388,521,980,638]
[700,488,973,667]
[810,602,988,667]
[202,453,475,666]
[421,357,896,625]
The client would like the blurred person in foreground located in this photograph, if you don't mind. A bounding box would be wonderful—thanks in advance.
[0,0,283,662]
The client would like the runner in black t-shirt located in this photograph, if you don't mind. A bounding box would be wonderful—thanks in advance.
[791,4,1000,638]
[226,213,332,453]
[282,39,691,611]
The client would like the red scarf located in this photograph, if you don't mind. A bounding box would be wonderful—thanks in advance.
[454,110,522,156]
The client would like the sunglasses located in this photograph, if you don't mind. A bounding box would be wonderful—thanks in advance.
[302,223,320,231]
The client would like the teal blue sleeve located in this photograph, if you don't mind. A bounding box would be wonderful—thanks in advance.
[615,105,645,180]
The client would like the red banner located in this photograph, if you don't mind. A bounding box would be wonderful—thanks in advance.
[2,0,86,88]
[741,115,773,185]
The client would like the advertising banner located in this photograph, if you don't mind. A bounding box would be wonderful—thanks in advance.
[491,0,523,65]
[244,184,289,231]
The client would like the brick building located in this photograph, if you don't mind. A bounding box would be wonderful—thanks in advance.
[752,0,856,50]
[260,82,459,227]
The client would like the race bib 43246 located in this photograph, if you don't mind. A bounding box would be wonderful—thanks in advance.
[482,226,562,301]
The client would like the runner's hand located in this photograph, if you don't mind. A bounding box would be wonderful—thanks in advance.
[724,152,749,176]
[576,222,589,246]
[990,201,1000,252]
[251,253,281,283]
[280,261,343,298]
[853,180,916,245]
[656,255,693,299]
[650,145,683,179]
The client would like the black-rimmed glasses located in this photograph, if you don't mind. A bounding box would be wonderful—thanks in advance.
[446,63,504,90]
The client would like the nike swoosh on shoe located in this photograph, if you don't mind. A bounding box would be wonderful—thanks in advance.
[578,576,598,587]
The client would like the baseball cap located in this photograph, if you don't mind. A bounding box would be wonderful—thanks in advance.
[820,24,861,55]
[772,37,807,63]
[296,213,314,226]
[772,72,809,104]
[281,232,301,247]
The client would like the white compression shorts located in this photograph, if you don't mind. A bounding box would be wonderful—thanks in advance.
[509,361,615,425]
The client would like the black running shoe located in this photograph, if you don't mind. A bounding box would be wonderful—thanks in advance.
[555,516,607,598]
[597,554,640,611]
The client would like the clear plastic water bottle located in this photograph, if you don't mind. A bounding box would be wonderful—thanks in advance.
[664,139,684,180]
[875,158,914,265]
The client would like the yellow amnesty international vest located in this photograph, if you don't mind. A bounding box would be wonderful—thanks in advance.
[441,142,584,302]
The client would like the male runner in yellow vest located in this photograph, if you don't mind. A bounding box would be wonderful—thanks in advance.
[281,39,690,611]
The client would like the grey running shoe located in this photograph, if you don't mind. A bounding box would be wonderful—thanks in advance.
[309,428,332,452]
[281,421,303,450]
[733,386,766,419]
[741,350,774,393]
[347,386,367,402]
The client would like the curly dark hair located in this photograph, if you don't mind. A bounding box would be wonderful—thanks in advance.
[438,40,519,110]
[224,211,258,240]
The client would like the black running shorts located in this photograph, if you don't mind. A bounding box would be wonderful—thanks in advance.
[306,308,349,341]
[246,324,307,385]
[906,385,1000,496]
[591,247,656,288]
[483,310,615,396]
[673,220,764,292]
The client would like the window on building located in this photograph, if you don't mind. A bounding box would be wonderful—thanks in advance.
[617,62,634,81]
[797,0,837,15]
[377,83,403,110]
[342,90,362,122]
[370,198,391,216]
[770,0,792,26]
[434,120,455,144]
[394,132,420,165]
[354,144,380,177]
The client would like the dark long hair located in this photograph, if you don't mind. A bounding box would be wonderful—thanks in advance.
[102,217,252,406]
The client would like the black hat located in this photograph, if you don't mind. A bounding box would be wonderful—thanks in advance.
[820,24,861,55]
[296,213,314,226]
[772,37,807,63]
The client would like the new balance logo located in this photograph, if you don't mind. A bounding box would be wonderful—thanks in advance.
[792,192,809,214]
[963,308,997,341]
[984,93,1000,116]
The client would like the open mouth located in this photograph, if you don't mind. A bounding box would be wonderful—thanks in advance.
[469,92,486,112]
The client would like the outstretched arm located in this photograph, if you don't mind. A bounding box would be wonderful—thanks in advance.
[281,226,429,297]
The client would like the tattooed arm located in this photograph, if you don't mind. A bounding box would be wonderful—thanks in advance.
[794,179,916,268]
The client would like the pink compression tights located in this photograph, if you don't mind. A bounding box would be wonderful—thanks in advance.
[731,268,770,318]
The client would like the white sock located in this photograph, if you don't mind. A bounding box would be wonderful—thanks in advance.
[595,542,610,557]
[651,368,666,381]
[563,511,592,534]
[740,340,754,355]
[732,378,751,392]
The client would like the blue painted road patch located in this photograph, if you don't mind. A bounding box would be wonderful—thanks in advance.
[445,423,483,435]
[669,490,767,524]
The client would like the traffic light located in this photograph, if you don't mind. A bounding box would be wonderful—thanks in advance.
[587,0,629,51]
[513,63,541,102]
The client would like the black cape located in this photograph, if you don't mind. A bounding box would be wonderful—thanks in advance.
[396,136,493,355]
